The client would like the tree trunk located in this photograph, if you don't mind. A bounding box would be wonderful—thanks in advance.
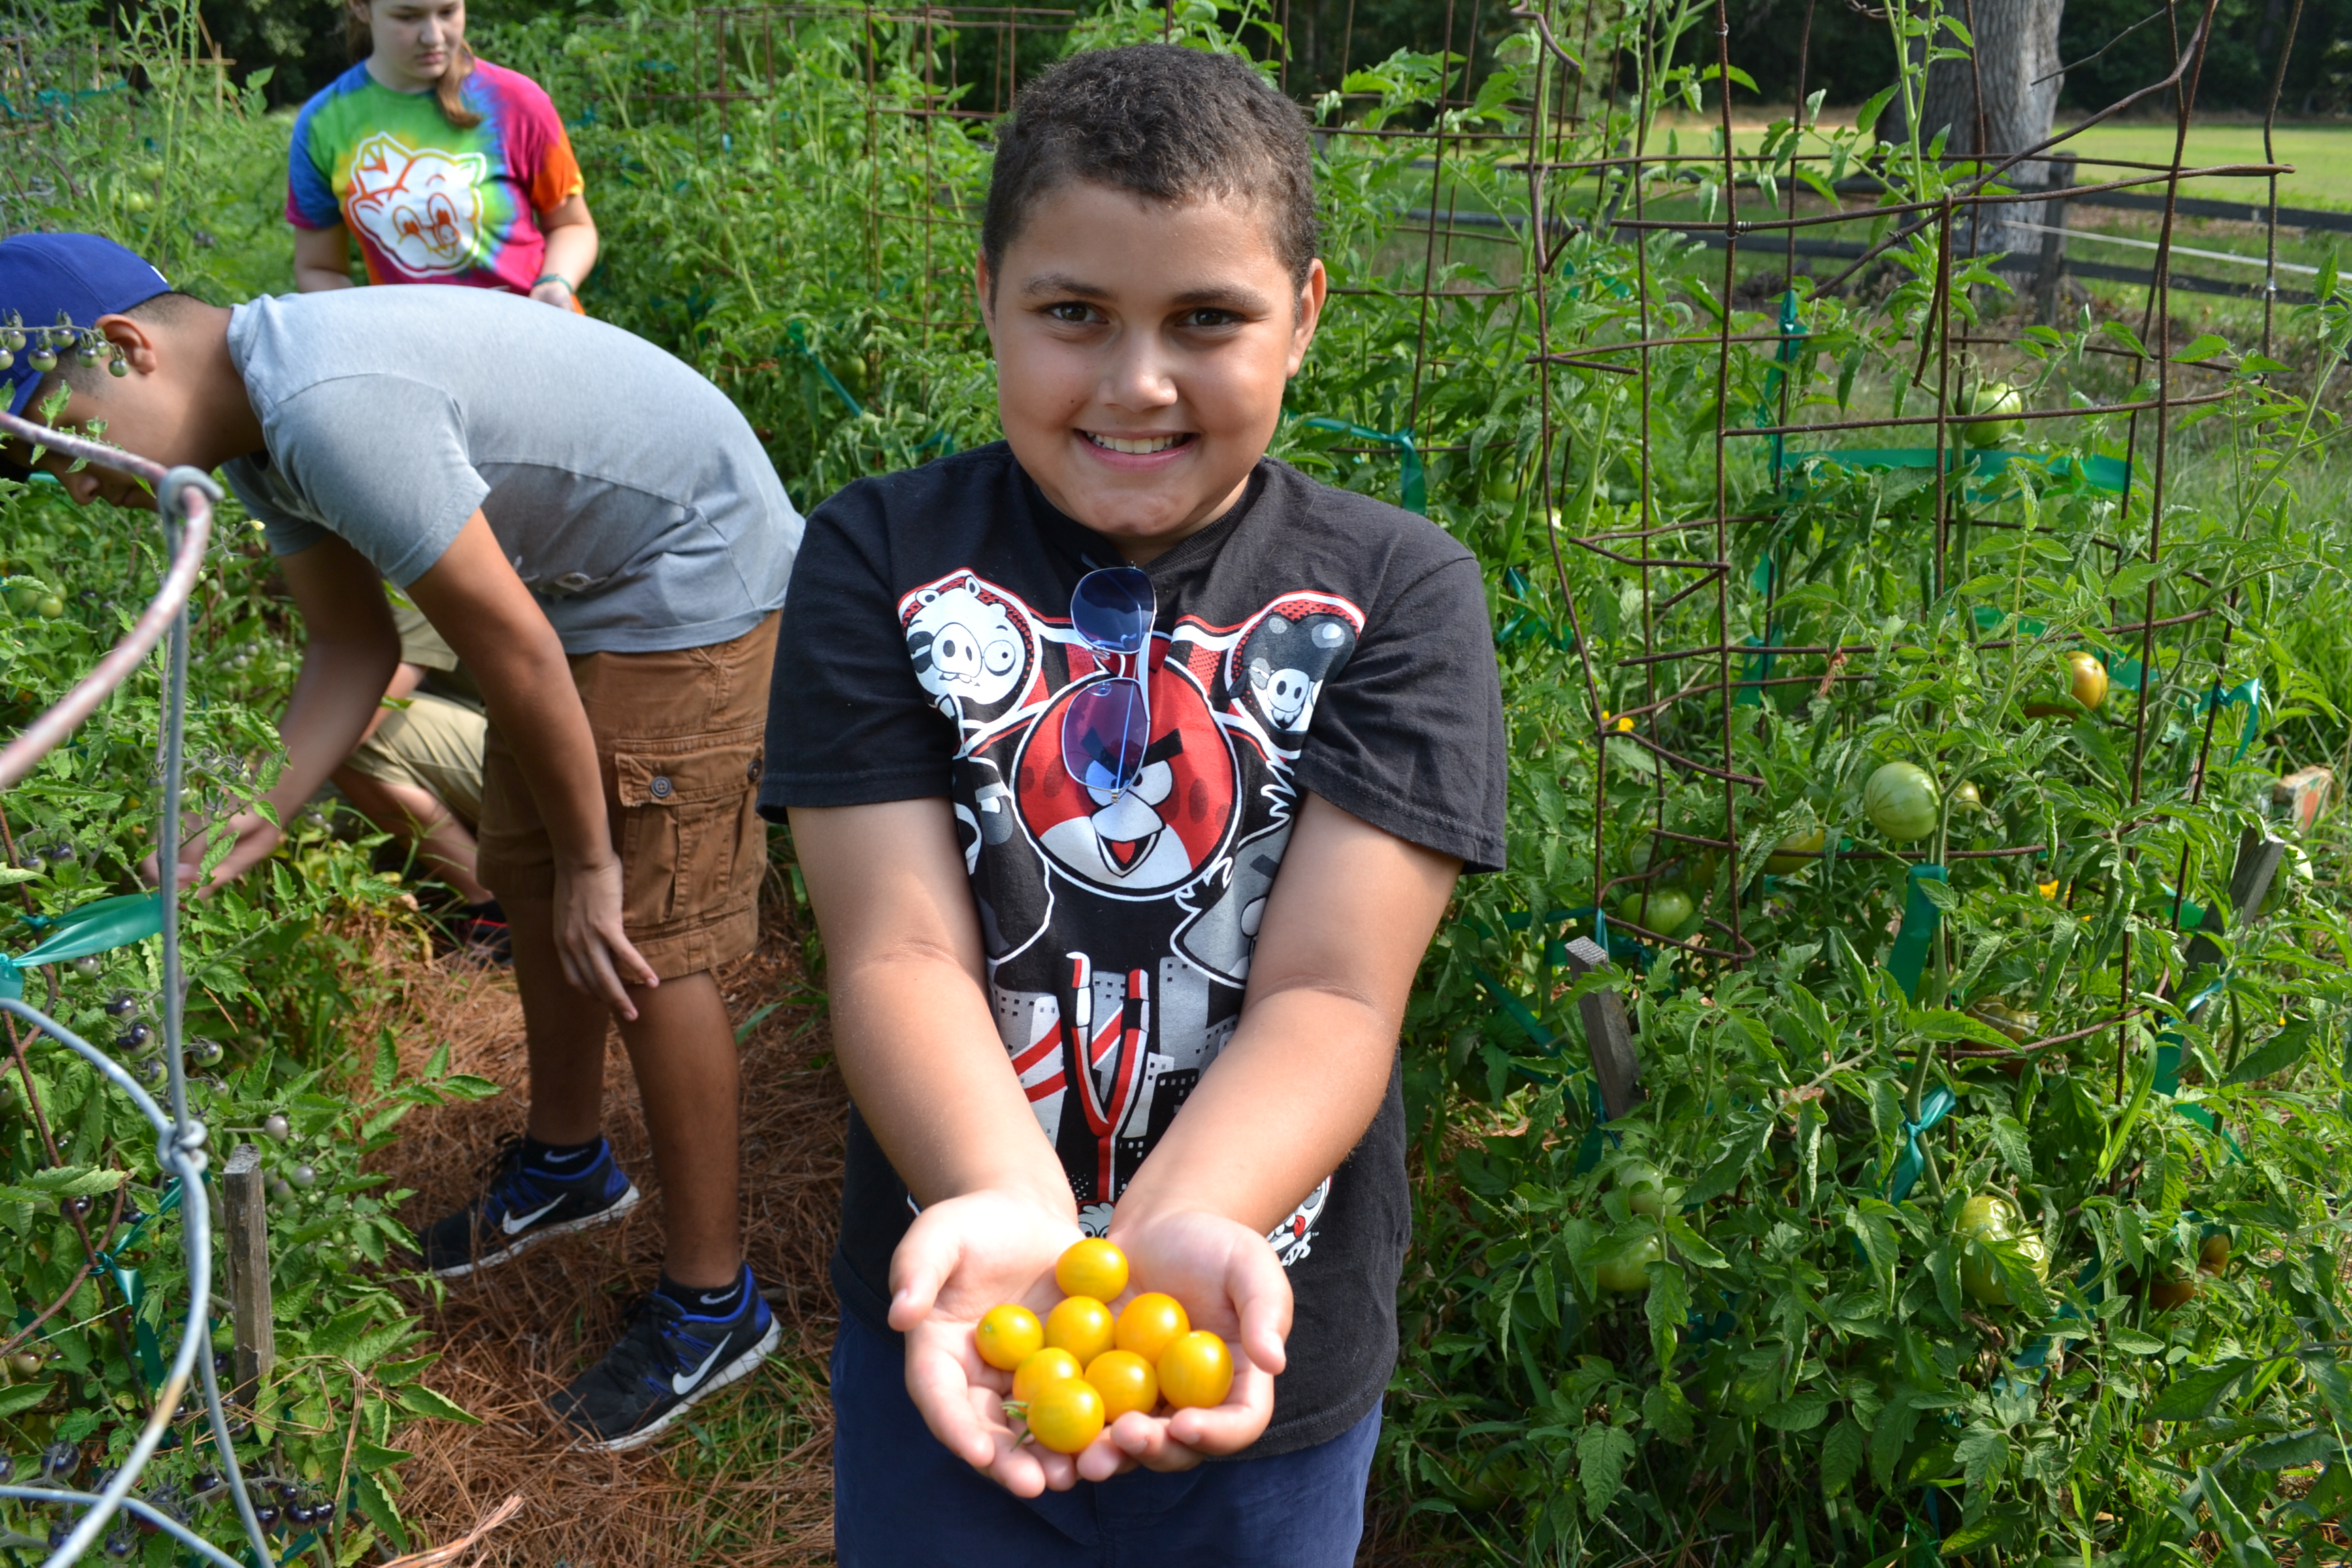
[1893,0,2067,259]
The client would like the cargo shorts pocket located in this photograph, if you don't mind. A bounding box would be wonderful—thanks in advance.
[612,732,764,928]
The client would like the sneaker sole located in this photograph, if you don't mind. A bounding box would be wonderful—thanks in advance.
[429,1183,642,1279]
[578,1316,783,1454]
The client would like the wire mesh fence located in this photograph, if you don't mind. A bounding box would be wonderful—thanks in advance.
[0,414,284,1565]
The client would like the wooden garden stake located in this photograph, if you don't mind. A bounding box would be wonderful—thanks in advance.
[1563,936,1645,1120]
[220,1143,272,1396]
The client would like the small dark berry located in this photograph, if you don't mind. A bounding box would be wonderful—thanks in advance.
[119,1022,152,1049]
[104,1529,133,1557]
[191,1467,221,1494]
[43,1440,77,1477]
[59,1194,91,1219]
[252,1503,280,1528]
[105,992,137,1017]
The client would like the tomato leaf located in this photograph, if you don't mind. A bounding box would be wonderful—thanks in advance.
[1822,1416,1865,1494]
[2224,1022,2313,1085]
[0,1381,52,1418]
[1646,1260,1690,1371]
[1578,1422,1637,1518]
[1760,1387,1829,1432]
[2148,1359,2254,1422]
[393,1384,480,1425]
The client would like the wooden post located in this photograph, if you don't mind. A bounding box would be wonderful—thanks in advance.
[220,1143,272,1397]
[2178,827,2287,1023]
[1562,936,1646,1120]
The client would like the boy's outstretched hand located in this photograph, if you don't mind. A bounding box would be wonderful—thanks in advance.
[889,1194,1290,1495]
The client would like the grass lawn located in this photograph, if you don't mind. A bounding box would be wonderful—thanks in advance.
[1655,112,2352,212]
[2061,122,2352,212]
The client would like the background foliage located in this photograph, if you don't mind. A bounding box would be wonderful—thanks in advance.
[2,0,2350,1562]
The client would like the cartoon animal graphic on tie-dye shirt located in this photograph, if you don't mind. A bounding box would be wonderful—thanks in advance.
[287,59,585,295]
[342,133,490,278]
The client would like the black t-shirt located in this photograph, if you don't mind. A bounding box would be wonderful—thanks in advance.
[760,443,1506,1456]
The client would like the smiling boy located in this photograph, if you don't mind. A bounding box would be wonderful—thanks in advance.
[762,44,1506,1565]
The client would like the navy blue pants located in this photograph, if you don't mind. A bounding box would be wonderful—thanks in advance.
[831,1309,1379,1566]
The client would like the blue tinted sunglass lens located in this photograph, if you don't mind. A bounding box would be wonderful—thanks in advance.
[1071,567,1154,655]
[1062,678,1149,795]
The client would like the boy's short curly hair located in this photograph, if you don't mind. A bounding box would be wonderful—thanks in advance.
[982,44,1319,291]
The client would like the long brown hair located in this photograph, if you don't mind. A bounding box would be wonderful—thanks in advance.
[345,2,482,130]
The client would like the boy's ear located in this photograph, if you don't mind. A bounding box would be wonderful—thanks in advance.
[973,248,999,346]
[94,311,164,379]
[1284,258,1328,378]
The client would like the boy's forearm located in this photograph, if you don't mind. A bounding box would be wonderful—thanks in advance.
[270,536,402,824]
[1105,985,1398,1237]
[791,800,1075,1215]
[267,636,402,823]
[1111,793,1461,1240]
[406,514,612,874]
[830,952,1077,1214]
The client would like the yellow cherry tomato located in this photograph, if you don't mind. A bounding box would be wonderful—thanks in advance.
[1055,1238,1130,1302]
[1025,1377,1106,1454]
[976,1303,1045,1372]
[1113,1292,1190,1362]
[1011,1348,1083,1405]
[1084,1349,1160,1421]
[1044,1294,1116,1365]
[1156,1330,1234,1410]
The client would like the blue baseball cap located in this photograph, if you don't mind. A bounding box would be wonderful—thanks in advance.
[0,233,172,416]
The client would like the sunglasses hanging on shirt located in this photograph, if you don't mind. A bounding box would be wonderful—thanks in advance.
[1060,566,1156,800]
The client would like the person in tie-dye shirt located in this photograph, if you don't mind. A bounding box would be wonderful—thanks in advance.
[289,0,599,310]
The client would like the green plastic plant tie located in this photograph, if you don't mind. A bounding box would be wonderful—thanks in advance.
[1884,864,1946,1001]
[784,323,865,419]
[0,892,165,1000]
[1296,416,1425,514]
[1885,1084,1955,1204]
[1784,448,2129,498]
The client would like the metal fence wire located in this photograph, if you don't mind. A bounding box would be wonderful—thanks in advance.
[0,412,280,1568]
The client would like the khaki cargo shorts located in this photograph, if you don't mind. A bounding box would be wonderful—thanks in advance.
[342,691,487,826]
[475,612,779,981]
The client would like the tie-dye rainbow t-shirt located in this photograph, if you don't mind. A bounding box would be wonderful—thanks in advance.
[287,59,585,295]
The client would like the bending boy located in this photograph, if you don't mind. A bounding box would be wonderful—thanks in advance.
[0,233,801,1452]
[764,47,1505,1565]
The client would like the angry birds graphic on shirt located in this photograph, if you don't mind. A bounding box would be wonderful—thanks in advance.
[898,571,1362,1253]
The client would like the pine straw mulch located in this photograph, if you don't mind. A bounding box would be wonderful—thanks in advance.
[361,892,846,1567]
[345,892,1448,1567]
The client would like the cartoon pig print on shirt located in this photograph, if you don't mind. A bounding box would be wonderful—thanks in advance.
[1241,611,1357,738]
[906,581,1030,721]
[345,132,489,278]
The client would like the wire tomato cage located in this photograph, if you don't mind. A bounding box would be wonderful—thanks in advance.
[0,408,282,1568]
[1497,0,2311,1098]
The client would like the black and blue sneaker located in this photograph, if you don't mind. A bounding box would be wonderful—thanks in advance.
[418,1134,640,1279]
[547,1267,780,1451]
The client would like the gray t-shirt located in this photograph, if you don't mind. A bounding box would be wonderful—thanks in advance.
[221,287,800,655]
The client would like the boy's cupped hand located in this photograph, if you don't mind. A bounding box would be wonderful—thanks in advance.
[888,1192,1291,1495]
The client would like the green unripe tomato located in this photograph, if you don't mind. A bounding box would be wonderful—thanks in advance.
[1596,1235,1665,1294]
[1615,885,1694,935]
[34,596,63,620]
[1863,762,1940,842]
[1961,381,2023,446]
[1763,826,1825,873]
[1955,1192,2048,1305]
[1615,1159,1680,1218]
